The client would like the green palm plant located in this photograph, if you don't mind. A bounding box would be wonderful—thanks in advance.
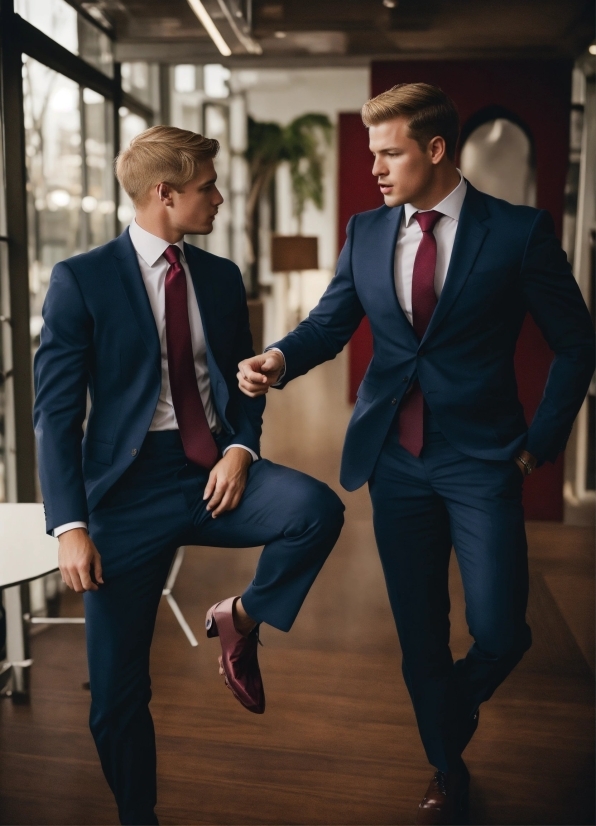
[245,113,333,293]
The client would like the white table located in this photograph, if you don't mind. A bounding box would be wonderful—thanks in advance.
[0,503,58,699]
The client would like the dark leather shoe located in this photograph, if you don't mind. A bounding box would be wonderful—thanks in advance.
[415,768,470,825]
[205,597,265,714]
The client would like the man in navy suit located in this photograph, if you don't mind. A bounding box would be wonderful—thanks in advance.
[238,84,595,824]
[33,125,344,824]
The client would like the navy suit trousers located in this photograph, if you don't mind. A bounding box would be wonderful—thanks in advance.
[84,431,344,824]
[369,415,532,773]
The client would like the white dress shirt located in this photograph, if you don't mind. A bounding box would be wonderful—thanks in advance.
[130,219,220,433]
[395,172,467,324]
[54,220,255,538]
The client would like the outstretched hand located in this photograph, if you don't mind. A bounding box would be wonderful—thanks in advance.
[237,351,285,398]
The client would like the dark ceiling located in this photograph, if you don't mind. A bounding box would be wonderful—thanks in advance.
[78,0,595,65]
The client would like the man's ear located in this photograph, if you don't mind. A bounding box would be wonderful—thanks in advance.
[156,182,174,204]
[429,136,447,165]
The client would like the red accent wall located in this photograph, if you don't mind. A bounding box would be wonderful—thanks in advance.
[338,113,380,401]
[341,60,572,520]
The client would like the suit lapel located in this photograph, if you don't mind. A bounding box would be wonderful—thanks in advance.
[112,229,161,377]
[184,242,218,352]
[421,184,489,345]
[379,206,420,346]
[184,243,232,429]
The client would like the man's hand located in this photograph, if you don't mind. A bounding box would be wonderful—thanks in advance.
[204,447,252,518]
[58,528,103,592]
[237,351,284,398]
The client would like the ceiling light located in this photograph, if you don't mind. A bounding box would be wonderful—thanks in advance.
[274,31,286,38]
[589,44,596,55]
[383,0,397,7]
[186,0,232,57]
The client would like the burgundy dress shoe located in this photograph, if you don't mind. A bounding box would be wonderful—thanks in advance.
[415,768,470,825]
[205,597,265,714]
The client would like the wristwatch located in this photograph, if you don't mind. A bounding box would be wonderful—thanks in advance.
[516,454,536,475]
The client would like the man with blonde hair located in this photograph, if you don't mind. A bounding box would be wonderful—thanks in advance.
[238,84,595,823]
[34,125,344,824]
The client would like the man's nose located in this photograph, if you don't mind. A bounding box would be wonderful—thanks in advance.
[371,156,387,178]
[214,187,224,206]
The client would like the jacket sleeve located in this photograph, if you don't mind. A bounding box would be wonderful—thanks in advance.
[521,210,595,462]
[33,262,92,533]
[268,215,366,385]
[218,270,265,457]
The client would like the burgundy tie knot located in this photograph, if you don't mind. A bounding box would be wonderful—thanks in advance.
[415,210,442,234]
[163,244,181,266]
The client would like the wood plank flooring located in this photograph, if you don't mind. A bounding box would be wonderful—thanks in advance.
[1,351,594,825]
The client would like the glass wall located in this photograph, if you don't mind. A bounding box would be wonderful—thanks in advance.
[169,63,248,279]
[116,64,161,230]
[14,0,114,76]
[117,108,150,229]
[23,57,114,346]
[121,62,159,110]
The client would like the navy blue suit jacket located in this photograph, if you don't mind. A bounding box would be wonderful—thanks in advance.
[33,229,265,534]
[272,184,595,491]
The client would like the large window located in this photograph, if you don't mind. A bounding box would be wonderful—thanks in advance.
[117,108,150,229]
[14,0,114,76]
[169,63,248,277]
[23,58,115,345]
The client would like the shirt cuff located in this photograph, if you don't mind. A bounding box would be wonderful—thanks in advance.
[223,444,258,463]
[53,521,88,538]
[264,347,286,386]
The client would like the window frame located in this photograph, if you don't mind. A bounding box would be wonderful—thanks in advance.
[0,0,156,503]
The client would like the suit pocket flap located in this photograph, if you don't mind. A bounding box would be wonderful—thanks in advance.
[85,438,114,466]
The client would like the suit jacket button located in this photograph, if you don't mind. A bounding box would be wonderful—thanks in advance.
[391,398,397,405]
[402,376,409,383]
[131,448,138,456]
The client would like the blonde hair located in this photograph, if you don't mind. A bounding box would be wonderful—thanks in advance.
[115,125,219,206]
[361,83,460,159]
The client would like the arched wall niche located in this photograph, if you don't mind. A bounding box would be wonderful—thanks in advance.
[459,106,536,207]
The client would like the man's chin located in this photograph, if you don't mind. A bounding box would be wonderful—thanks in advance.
[185,222,215,236]
[383,192,406,209]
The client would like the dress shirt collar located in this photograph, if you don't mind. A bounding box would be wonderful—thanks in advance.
[403,169,467,227]
[128,218,186,267]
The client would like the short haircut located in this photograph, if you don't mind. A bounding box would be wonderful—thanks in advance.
[115,125,219,206]
[361,83,460,160]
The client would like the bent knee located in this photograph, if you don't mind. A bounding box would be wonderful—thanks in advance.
[287,478,344,534]
[476,622,532,661]
[306,483,344,528]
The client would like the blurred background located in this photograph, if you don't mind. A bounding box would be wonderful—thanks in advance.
[0,2,594,823]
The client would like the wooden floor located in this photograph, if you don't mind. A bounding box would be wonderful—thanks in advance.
[1,351,594,825]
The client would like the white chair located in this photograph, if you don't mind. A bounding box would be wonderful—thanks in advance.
[0,503,198,701]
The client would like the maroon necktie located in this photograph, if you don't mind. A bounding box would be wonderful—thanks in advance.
[397,210,442,457]
[163,244,219,469]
